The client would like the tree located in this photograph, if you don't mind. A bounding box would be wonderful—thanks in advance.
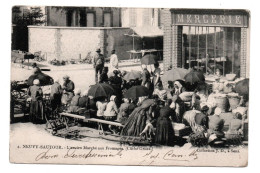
[12,6,46,26]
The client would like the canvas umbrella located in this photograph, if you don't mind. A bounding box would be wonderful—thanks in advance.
[123,70,142,81]
[88,83,115,99]
[161,68,191,82]
[124,85,150,99]
[184,70,205,85]
[234,79,249,96]
[141,54,157,65]
[27,72,54,86]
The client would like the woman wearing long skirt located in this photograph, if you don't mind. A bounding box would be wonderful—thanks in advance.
[121,97,155,137]
[28,79,44,124]
[155,99,175,146]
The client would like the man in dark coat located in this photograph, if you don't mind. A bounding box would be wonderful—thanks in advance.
[50,78,63,111]
[93,48,105,83]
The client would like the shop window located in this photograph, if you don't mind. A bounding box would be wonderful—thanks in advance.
[86,13,95,27]
[104,12,112,27]
[182,26,241,75]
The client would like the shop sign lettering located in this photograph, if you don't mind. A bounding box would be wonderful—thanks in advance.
[174,14,247,27]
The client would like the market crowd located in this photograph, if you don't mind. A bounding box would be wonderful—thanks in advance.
[26,48,249,147]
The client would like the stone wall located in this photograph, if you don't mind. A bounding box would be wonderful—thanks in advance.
[28,26,138,61]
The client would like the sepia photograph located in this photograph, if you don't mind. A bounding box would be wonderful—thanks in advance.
[9,4,250,166]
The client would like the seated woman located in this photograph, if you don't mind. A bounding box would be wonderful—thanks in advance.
[96,97,108,119]
[67,88,81,113]
[104,95,118,121]
[153,81,167,102]
[208,108,225,139]
[117,98,130,124]
[155,99,175,146]
[183,105,210,134]
[77,90,90,116]
[121,96,156,137]
[174,80,186,96]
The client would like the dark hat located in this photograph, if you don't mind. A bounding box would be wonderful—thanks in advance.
[201,105,209,112]
[111,49,115,53]
[96,48,101,52]
[32,62,37,67]
[113,70,119,75]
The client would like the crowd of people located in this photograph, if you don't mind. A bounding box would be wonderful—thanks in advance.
[26,49,249,147]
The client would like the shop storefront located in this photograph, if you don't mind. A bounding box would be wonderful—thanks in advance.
[163,9,250,78]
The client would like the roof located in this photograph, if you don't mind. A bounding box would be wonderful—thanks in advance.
[127,27,163,38]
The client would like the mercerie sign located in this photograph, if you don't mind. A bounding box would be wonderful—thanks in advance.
[171,10,249,27]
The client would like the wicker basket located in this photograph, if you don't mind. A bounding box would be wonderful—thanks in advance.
[214,95,229,113]
[228,96,241,111]
[226,74,236,81]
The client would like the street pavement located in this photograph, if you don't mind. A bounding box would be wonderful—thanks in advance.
[11,60,163,92]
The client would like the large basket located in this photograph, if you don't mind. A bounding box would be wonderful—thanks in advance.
[214,95,229,113]
[228,96,241,111]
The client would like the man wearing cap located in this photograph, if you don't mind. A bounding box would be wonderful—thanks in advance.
[62,75,75,104]
[93,48,105,83]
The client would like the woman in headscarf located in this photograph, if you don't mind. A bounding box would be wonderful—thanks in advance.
[104,95,118,121]
[174,80,186,96]
[27,79,44,124]
[121,96,156,137]
[155,99,175,146]
[96,97,108,119]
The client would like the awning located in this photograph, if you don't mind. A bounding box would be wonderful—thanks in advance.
[125,27,163,38]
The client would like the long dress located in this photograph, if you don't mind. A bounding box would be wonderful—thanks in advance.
[121,99,155,137]
[28,85,44,123]
[155,106,175,145]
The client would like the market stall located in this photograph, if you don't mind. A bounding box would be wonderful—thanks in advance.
[124,26,163,62]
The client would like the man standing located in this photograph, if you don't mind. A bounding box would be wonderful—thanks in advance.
[109,49,118,71]
[62,75,75,105]
[93,48,105,83]
[50,78,63,111]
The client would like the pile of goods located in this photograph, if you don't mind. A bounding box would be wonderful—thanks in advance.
[48,59,67,66]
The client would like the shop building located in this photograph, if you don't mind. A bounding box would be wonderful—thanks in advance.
[163,9,250,78]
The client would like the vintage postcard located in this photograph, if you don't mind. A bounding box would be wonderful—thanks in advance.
[10,6,249,166]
